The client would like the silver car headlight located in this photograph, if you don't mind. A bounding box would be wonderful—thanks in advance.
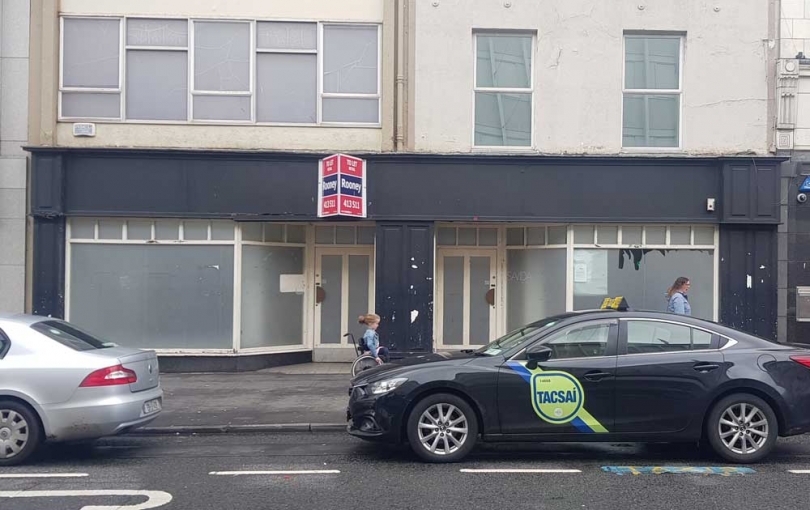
[369,377,408,395]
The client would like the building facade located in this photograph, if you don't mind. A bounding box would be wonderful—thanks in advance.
[27,0,784,371]
[777,0,810,343]
[0,0,30,315]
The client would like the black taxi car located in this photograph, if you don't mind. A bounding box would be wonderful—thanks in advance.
[347,307,810,463]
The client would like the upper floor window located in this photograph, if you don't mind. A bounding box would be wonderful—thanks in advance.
[60,17,380,125]
[622,34,682,149]
[473,33,533,148]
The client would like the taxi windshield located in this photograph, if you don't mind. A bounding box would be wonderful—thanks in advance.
[475,315,571,356]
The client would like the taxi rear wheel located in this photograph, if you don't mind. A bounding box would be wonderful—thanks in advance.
[406,393,478,463]
[706,393,777,464]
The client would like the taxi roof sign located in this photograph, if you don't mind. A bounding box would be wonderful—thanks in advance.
[600,296,629,311]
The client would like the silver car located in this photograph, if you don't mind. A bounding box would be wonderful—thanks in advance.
[0,314,163,465]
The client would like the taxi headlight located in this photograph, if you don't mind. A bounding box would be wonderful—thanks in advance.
[369,377,408,395]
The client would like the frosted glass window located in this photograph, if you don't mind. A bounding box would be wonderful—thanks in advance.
[241,246,304,348]
[286,225,306,244]
[194,21,250,92]
[438,228,456,246]
[670,226,691,245]
[256,54,317,123]
[62,93,120,119]
[155,220,180,240]
[694,226,715,245]
[548,226,567,245]
[241,223,262,242]
[127,50,188,121]
[63,18,120,88]
[336,226,356,244]
[526,227,546,246]
[193,96,251,121]
[69,244,234,349]
[458,228,477,246]
[127,19,188,47]
[316,226,335,244]
[323,25,378,94]
[507,249,567,330]
[597,226,619,245]
[257,22,316,51]
[645,226,666,244]
[127,220,152,240]
[322,98,379,123]
[211,221,234,240]
[183,221,208,241]
[442,256,464,345]
[70,218,96,239]
[265,224,284,243]
[98,220,124,239]
[574,225,595,244]
[506,228,524,246]
[358,227,375,245]
[479,228,498,246]
[622,226,642,245]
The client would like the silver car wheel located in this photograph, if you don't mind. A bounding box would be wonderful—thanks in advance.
[718,402,769,456]
[0,409,29,460]
[418,403,468,456]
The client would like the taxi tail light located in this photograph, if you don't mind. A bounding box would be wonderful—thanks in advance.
[790,355,810,369]
[80,365,137,387]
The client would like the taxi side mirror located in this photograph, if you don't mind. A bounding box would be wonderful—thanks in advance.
[526,345,552,369]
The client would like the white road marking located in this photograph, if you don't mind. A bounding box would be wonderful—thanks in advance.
[0,490,172,509]
[788,470,810,474]
[460,468,582,474]
[209,470,341,476]
[0,473,89,478]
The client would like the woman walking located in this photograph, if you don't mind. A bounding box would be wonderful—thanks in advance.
[666,277,692,316]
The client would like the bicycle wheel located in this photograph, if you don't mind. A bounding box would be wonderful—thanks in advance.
[351,355,378,377]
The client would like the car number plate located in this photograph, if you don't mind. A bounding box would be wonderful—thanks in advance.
[143,398,162,415]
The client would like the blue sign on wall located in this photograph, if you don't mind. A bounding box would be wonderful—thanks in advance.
[321,174,338,196]
[340,175,363,197]
[800,176,810,193]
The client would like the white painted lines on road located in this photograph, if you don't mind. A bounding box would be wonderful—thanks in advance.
[0,490,172,509]
[460,468,582,474]
[209,470,341,476]
[788,470,810,474]
[0,473,89,479]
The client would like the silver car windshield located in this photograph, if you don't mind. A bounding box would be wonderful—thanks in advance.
[30,321,114,351]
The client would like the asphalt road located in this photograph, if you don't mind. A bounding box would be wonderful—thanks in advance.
[2,432,810,509]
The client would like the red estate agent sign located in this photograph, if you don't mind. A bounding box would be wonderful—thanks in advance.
[317,154,367,218]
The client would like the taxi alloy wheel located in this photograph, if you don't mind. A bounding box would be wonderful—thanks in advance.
[0,400,41,466]
[706,393,777,464]
[407,393,478,463]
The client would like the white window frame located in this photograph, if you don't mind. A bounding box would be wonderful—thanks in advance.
[433,224,720,350]
[64,219,317,356]
[472,31,535,150]
[621,33,684,151]
[123,18,190,123]
[190,19,255,124]
[255,20,319,127]
[58,17,125,121]
[319,22,383,127]
[58,16,382,127]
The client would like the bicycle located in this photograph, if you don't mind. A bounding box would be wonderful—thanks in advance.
[344,332,382,377]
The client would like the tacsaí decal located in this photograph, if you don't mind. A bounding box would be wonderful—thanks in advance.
[506,361,609,433]
[531,371,584,424]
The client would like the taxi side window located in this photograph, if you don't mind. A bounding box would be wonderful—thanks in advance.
[0,328,9,359]
[625,321,712,354]
[542,322,612,360]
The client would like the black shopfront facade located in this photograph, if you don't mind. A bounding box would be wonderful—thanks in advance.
[27,148,784,371]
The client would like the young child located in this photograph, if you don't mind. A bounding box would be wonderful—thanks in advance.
[358,313,389,364]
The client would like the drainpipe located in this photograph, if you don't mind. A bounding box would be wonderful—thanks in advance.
[394,0,406,151]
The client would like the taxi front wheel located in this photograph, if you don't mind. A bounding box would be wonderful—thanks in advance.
[406,393,478,463]
[705,393,777,464]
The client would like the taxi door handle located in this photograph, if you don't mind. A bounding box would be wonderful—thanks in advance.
[693,362,719,373]
[583,371,611,382]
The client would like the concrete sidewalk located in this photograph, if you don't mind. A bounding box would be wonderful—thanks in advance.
[139,364,352,434]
